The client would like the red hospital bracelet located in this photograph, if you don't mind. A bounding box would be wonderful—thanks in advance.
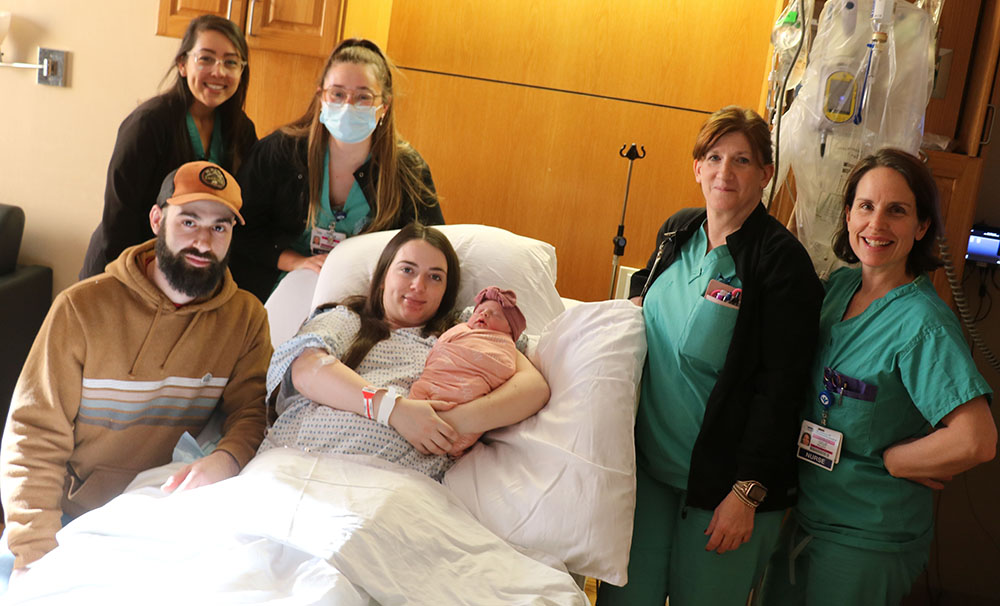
[361,386,378,420]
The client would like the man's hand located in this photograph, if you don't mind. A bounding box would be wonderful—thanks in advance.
[704,491,755,554]
[161,450,240,494]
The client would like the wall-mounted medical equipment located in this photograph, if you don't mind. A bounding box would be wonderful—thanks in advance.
[967,226,1000,266]
[0,12,69,87]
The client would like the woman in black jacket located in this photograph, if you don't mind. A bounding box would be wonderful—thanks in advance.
[230,38,443,302]
[80,15,256,279]
[598,106,823,606]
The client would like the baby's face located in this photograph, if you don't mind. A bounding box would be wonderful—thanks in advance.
[468,300,512,335]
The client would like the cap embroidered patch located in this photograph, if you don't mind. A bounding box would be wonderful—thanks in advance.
[200,166,227,190]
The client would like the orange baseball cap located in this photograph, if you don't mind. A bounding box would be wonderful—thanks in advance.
[156,161,245,224]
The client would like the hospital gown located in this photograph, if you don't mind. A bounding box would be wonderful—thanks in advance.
[259,305,454,480]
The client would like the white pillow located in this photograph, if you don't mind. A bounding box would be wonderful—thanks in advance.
[310,224,564,336]
[264,269,319,348]
[443,299,646,585]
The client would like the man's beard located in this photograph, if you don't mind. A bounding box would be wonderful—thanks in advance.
[155,230,230,299]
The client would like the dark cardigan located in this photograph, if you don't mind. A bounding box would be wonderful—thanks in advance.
[630,204,824,512]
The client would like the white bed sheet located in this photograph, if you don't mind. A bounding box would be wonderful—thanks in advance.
[5,449,588,605]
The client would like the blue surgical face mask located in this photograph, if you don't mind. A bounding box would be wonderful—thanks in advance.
[319,102,380,144]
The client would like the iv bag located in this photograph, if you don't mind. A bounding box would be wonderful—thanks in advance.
[771,0,935,277]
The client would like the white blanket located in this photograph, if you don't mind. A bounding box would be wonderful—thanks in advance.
[5,449,588,605]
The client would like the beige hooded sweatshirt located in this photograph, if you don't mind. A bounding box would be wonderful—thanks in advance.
[1,240,271,568]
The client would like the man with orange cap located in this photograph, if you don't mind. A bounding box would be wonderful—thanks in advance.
[0,161,271,584]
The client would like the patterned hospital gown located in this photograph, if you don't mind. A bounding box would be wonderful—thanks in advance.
[258,305,455,480]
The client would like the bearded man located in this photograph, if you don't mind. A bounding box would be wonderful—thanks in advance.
[0,161,271,582]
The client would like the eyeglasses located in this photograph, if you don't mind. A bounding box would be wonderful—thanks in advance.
[321,86,380,107]
[191,53,246,74]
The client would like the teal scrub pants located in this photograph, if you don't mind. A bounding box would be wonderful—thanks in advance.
[757,517,927,606]
[598,465,783,606]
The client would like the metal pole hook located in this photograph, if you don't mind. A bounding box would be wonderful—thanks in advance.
[619,143,646,161]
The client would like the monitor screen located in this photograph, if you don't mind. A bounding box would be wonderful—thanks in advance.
[966,227,1000,265]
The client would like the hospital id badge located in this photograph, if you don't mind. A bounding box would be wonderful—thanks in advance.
[310,226,346,255]
[796,420,843,472]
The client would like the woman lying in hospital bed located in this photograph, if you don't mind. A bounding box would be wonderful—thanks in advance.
[260,223,548,480]
[4,223,646,605]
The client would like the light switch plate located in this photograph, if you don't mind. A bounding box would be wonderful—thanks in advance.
[37,48,66,87]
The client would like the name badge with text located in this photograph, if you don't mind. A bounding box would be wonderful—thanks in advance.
[796,420,843,471]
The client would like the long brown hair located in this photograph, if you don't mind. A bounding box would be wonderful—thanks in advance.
[162,15,253,172]
[336,224,460,369]
[280,38,436,232]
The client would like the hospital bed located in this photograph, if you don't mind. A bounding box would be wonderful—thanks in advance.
[4,225,645,605]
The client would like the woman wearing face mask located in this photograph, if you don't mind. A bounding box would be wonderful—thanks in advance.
[231,38,443,302]
[80,15,256,279]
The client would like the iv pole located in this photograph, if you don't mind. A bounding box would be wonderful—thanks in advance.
[608,143,645,299]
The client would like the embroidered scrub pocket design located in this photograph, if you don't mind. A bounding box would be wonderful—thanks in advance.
[678,295,738,370]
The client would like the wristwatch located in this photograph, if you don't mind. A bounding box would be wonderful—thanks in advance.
[732,480,767,508]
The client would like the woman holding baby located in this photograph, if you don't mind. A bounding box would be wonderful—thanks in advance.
[260,223,547,480]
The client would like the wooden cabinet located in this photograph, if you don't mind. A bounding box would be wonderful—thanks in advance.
[244,0,340,56]
[158,1,248,39]
[157,0,343,59]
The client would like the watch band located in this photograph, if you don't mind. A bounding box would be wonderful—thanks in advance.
[732,480,767,508]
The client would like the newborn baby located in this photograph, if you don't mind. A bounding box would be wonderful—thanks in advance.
[410,286,527,404]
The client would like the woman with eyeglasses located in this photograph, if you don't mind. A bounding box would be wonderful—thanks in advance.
[80,15,256,279]
[230,38,443,302]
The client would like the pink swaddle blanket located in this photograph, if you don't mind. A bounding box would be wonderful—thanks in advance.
[410,323,517,403]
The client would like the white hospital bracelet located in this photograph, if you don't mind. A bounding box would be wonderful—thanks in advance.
[377,387,400,426]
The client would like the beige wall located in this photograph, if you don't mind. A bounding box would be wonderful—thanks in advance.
[0,1,176,295]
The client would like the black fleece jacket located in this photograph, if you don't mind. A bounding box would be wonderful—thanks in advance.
[630,204,823,512]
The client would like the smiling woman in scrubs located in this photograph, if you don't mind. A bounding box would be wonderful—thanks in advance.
[597,106,824,606]
[759,148,996,606]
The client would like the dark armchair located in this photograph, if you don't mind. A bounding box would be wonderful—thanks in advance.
[0,204,53,426]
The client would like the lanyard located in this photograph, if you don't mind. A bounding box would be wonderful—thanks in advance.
[321,148,371,235]
[818,367,844,426]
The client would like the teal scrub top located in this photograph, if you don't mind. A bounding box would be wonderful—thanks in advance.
[797,267,991,553]
[289,148,372,258]
[185,111,224,164]
[635,222,742,490]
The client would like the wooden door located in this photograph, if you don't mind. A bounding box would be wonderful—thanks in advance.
[157,0,247,37]
[926,150,984,307]
[245,0,343,57]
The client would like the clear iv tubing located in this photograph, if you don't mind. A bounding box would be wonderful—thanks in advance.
[938,237,1000,375]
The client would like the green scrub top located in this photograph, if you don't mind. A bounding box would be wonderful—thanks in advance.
[185,111,224,164]
[635,222,742,490]
[797,267,991,553]
[289,148,372,258]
